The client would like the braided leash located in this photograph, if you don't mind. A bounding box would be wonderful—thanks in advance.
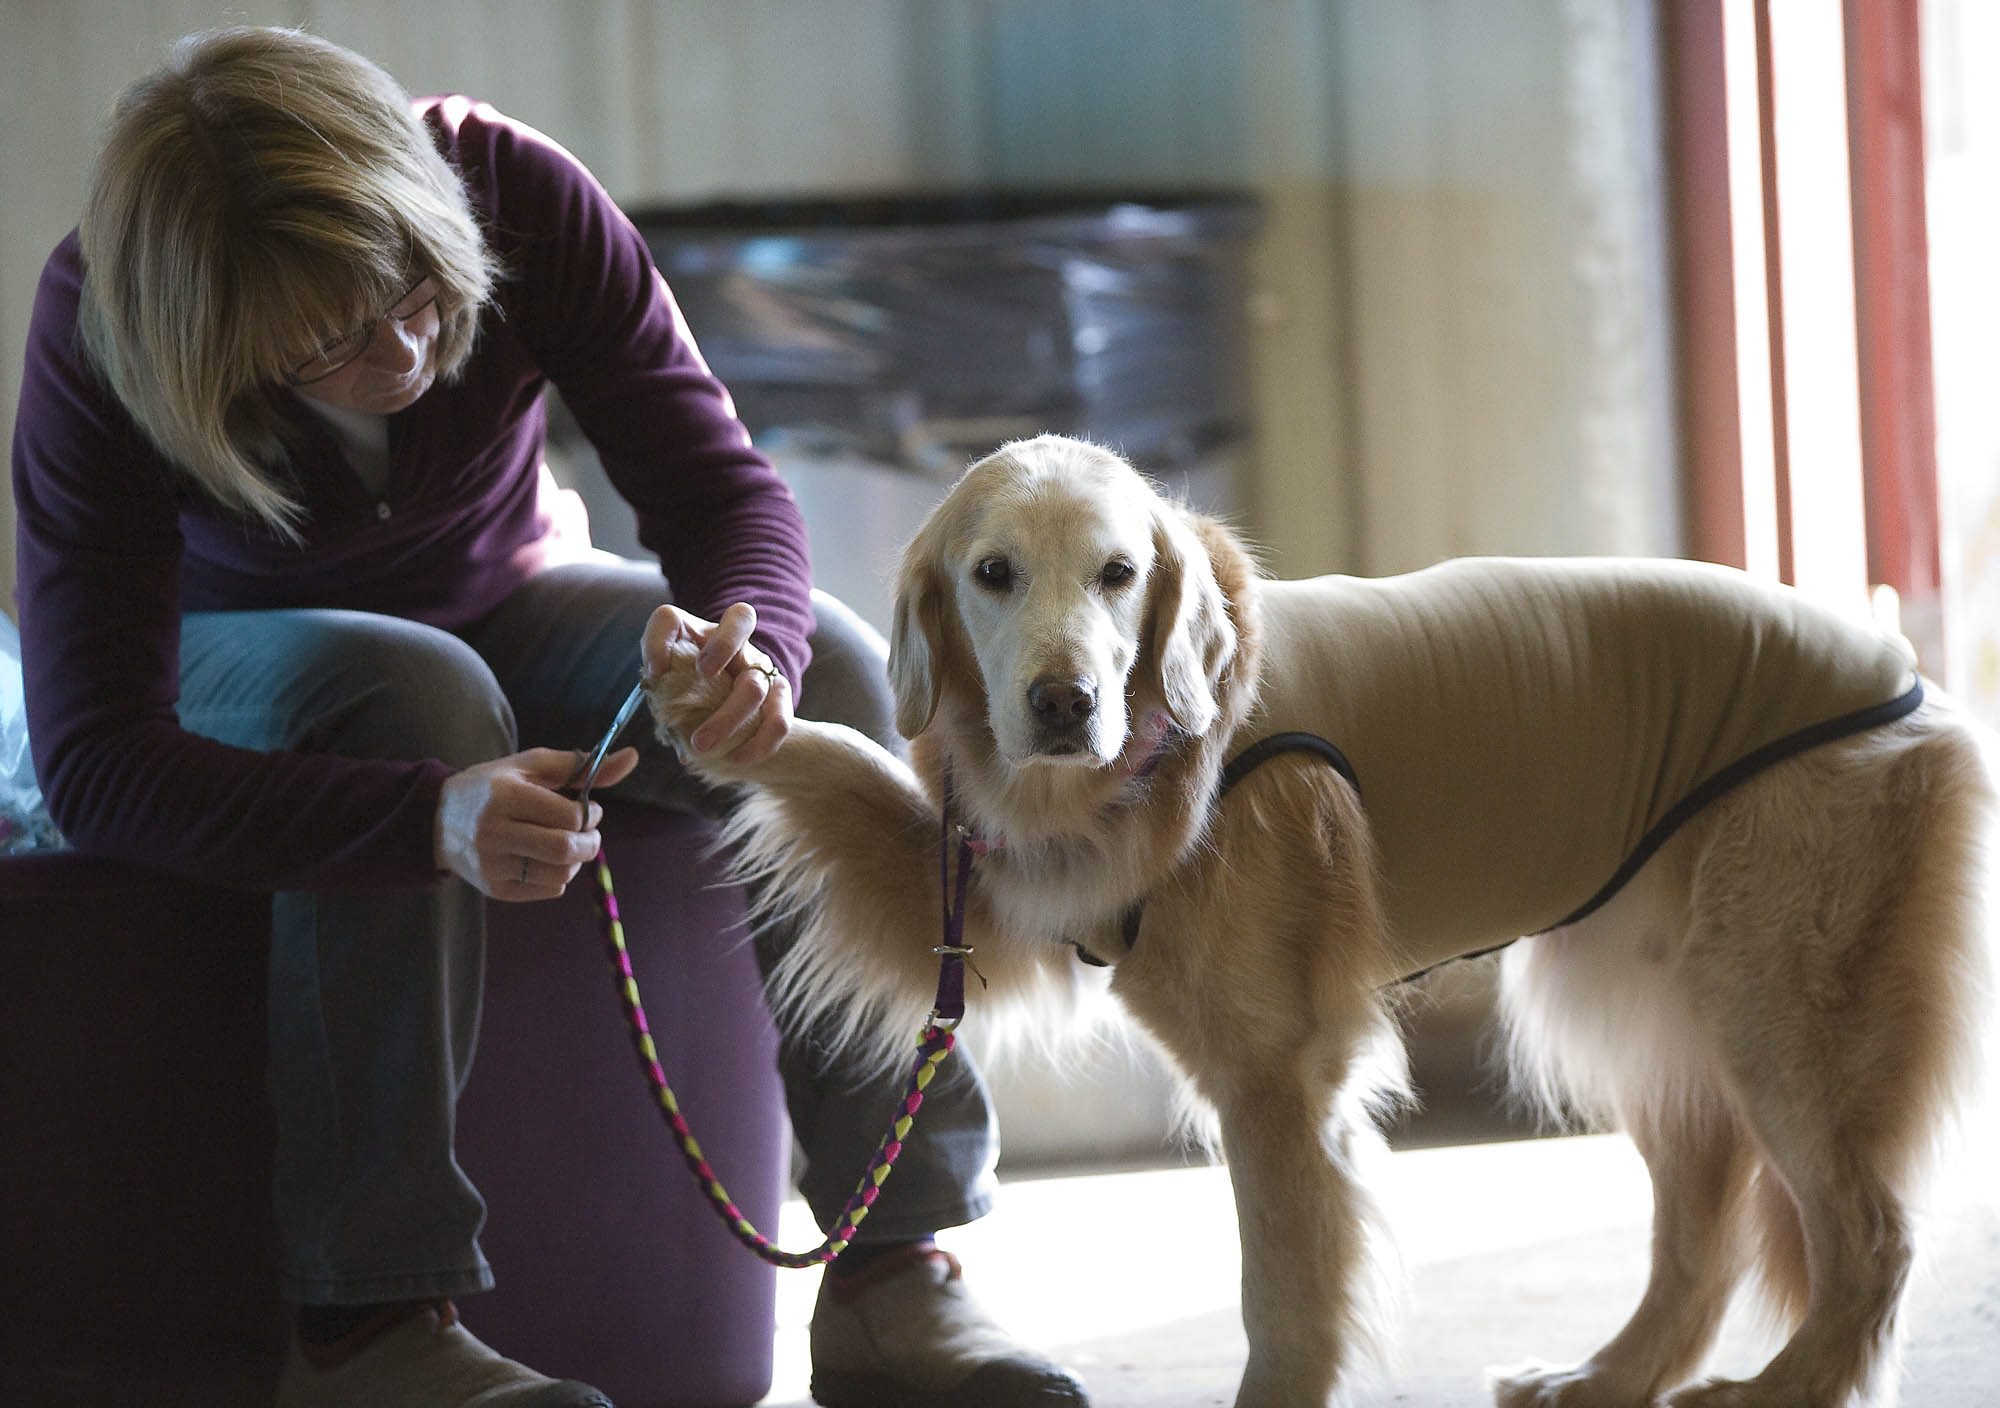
[586,805,977,1268]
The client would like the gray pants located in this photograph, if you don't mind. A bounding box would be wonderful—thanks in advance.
[178,558,998,1306]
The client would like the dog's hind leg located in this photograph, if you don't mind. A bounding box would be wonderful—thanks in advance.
[1657,722,1994,1408]
[1491,911,1762,1407]
[1496,715,1993,1408]
[1659,999,1920,1408]
[1491,1102,1757,1407]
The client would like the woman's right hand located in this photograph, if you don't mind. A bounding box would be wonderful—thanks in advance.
[433,745,639,899]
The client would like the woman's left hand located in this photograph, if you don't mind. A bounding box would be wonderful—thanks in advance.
[641,601,793,764]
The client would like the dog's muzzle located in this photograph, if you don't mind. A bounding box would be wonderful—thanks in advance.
[1026,675,1096,756]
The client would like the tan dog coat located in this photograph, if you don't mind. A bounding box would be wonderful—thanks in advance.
[1244,557,1922,977]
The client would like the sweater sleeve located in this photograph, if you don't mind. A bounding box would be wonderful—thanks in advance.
[10,237,453,891]
[440,100,816,685]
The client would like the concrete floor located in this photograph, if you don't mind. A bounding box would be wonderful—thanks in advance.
[9,1092,1989,1408]
[758,1125,2000,1408]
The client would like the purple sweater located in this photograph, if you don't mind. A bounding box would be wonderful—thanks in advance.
[11,97,814,890]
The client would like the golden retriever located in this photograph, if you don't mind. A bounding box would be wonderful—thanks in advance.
[643,434,1994,1408]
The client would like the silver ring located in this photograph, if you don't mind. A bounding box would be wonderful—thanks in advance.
[750,662,779,684]
[518,857,532,885]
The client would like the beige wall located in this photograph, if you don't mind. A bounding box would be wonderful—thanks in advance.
[1324,0,1679,574]
[0,0,1675,620]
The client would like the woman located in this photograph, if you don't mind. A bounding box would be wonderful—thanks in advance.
[12,26,1084,1408]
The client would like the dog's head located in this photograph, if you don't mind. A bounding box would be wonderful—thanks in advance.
[890,435,1236,767]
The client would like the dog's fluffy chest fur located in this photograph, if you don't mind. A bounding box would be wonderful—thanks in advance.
[927,722,1223,945]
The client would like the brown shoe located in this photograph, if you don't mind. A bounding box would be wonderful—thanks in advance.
[809,1245,1089,1407]
[275,1300,612,1408]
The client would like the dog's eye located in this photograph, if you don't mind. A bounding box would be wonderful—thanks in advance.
[1099,558,1136,590]
[973,556,1014,592]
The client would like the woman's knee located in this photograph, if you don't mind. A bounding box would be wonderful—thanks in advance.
[181,610,516,768]
[346,627,516,768]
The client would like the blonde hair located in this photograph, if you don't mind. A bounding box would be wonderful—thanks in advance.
[77,26,500,533]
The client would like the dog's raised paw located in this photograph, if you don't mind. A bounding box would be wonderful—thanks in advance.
[641,640,733,753]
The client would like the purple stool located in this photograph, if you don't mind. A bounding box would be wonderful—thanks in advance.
[0,800,785,1408]
[460,802,787,1407]
[0,850,285,1407]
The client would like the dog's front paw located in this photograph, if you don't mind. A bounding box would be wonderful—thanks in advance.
[1490,1361,1639,1408]
[641,639,736,760]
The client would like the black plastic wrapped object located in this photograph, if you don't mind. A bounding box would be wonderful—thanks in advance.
[629,191,1263,482]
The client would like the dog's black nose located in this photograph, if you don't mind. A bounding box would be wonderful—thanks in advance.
[1028,676,1097,723]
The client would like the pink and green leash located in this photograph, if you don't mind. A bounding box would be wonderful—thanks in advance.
[584,790,977,1269]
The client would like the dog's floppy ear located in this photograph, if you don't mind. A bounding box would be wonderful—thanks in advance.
[1140,506,1236,736]
[888,516,956,740]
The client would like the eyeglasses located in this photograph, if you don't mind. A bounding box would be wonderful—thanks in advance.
[284,277,440,386]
